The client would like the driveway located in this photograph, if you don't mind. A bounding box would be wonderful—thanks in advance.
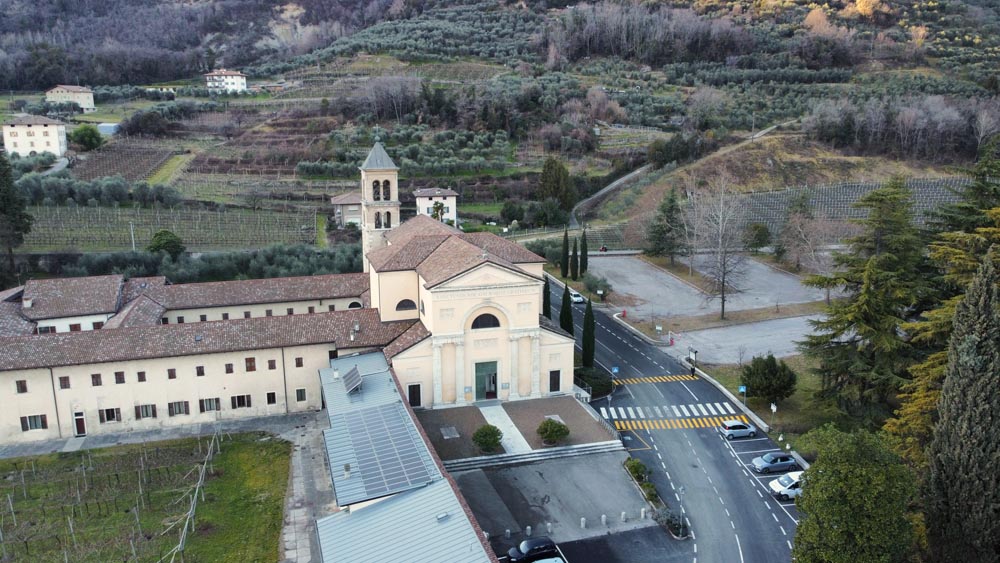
[677,315,821,364]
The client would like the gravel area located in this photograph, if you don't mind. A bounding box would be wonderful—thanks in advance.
[503,396,615,449]
[415,406,504,460]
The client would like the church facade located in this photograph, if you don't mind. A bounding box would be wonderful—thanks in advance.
[0,142,575,444]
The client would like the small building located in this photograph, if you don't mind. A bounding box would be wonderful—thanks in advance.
[45,85,96,113]
[329,192,363,228]
[414,187,458,224]
[204,69,248,93]
[2,115,68,158]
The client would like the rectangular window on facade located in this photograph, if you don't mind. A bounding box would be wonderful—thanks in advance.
[177,316,184,324]
[162,317,169,324]
[137,371,146,382]
[19,415,48,431]
[15,380,27,394]
[296,389,306,402]
[99,407,122,423]
[328,350,338,360]
[200,314,207,322]
[37,326,55,334]
[245,358,256,372]
[266,392,277,405]
[115,372,125,384]
[225,363,234,374]
[196,366,205,377]
[308,306,315,314]
[69,324,81,332]
[286,308,294,315]
[167,369,177,380]
[91,373,102,386]
[295,357,303,368]
[199,398,221,412]
[266,309,273,317]
[59,376,70,389]
[549,370,561,393]
[268,359,277,370]
[408,384,421,407]
[328,305,335,311]
[168,401,190,417]
[243,311,251,319]
[222,313,229,320]
[231,395,252,409]
[92,321,104,330]
[135,404,156,419]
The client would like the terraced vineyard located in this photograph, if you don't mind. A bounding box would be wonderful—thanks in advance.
[22,206,317,251]
[71,139,179,182]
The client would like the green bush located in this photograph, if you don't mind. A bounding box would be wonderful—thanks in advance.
[640,481,659,502]
[625,458,648,481]
[472,424,503,453]
[537,418,570,445]
[575,366,612,398]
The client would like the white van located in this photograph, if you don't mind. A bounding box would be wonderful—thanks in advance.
[569,289,585,304]
[768,471,804,501]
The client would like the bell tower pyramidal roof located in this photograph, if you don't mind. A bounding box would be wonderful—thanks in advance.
[360,141,398,171]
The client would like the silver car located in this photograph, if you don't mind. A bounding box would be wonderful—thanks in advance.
[721,419,757,440]
[750,452,798,474]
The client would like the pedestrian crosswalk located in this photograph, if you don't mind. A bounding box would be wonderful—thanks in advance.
[612,415,750,431]
[600,401,738,421]
[612,374,698,385]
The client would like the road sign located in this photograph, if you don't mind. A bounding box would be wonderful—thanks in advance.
[770,403,777,413]
[612,366,619,374]
[738,385,746,393]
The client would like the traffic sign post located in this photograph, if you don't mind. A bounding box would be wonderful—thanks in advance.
[770,402,777,428]
[738,385,747,406]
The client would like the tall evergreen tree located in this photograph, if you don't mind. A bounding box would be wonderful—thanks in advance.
[926,250,1000,562]
[801,179,925,420]
[927,138,1000,234]
[561,228,569,278]
[582,298,595,368]
[0,153,33,284]
[580,229,588,275]
[559,285,574,336]
[570,238,579,281]
[539,157,576,211]
[646,188,683,264]
[542,276,552,319]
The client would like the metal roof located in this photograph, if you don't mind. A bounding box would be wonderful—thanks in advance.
[320,353,401,413]
[316,479,493,563]
[360,142,398,171]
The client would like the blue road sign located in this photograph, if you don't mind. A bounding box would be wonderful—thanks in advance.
[738,385,747,394]
[612,366,620,374]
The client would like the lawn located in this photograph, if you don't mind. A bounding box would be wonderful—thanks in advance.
[458,201,504,216]
[628,300,831,336]
[147,153,193,184]
[703,355,850,453]
[0,432,290,562]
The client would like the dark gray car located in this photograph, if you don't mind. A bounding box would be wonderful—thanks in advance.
[750,452,798,474]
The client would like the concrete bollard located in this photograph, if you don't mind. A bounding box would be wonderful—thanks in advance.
[601,514,607,526]
[641,508,646,520]
[483,531,490,541]
[546,522,552,534]
[580,517,587,529]
[526,525,532,537]
[505,529,511,539]
[621,511,627,522]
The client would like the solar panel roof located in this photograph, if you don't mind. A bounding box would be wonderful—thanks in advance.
[342,365,362,394]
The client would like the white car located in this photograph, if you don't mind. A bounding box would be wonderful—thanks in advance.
[569,289,585,304]
[768,471,804,501]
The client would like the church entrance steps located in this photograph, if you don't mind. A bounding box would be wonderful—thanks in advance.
[443,440,625,472]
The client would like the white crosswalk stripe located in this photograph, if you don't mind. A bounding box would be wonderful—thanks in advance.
[671,405,681,417]
[687,405,699,416]
[714,403,726,415]
[705,403,717,415]
[626,407,636,419]
[679,405,691,417]
[617,407,627,419]
[600,407,609,418]
[653,406,664,418]
[724,402,736,414]
[697,404,709,416]
[636,407,646,419]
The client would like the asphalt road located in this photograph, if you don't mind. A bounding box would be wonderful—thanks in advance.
[550,279,799,563]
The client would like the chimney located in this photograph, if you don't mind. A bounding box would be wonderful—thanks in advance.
[343,463,351,479]
[22,298,32,309]
[333,368,340,379]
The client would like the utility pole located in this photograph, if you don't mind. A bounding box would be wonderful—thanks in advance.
[129,221,136,252]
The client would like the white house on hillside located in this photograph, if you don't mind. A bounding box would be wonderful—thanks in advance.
[204,69,248,93]
[45,85,96,113]
[2,115,68,158]
[414,187,458,224]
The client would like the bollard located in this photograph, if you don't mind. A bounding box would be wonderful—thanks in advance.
[641,508,646,520]
[601,514,607,526]
[505,529,511,539]
[483,531,490,541]
[621,511,627,522]
[622,309,627,318]
[526,525,532,537]
[546,522,552,534]
[580,517,587,529]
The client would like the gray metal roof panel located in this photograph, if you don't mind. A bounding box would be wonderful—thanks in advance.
[360,142,398,170]
[320,353,401,413]
[316,479,493,563]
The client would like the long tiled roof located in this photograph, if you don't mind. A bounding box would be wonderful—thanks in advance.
[413,187,459,197]
[136,273,368,310]
[417,236,538,288]
[102,295,166,329]
[367,234,449,272]
[123,277,167,302]
[48,85,92,93]
[458,232,547,264]
[4,115,65,126]
[0,303,34,338]
[0,309,414,372]
[204,69,246,77]
[384,214,459,246]
[21,275,123,321]
[383,321,430,360]
[0,286,24,302]
[330,192,362,205]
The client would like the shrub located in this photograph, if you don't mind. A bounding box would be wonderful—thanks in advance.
[537,418,570,445]
[640,481,659,502]
[625,458,648,481]
[472,424,503,453]
[575,366,612,398]
[740,354,797,405]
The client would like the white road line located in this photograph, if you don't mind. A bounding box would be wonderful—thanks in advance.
[739,449,784,454]
[787,540,793,550]
[680,381,699,400]
[705,403,717,415]
[679,405,691,417]
[672,405,681,417]
[731,521,735,529]
[756,490,763,498]
[780,526,786,536]
[653,406,664,417]
[772,513,779,523]
[735,535,745,563]
[697,404,709,416]
[626,407,636,419]
[687,404,699,416]
[600,407,608,418]
[714,402,726,414]
[608,408,618,420]
[617,407,627,419]
[723,402,736,414]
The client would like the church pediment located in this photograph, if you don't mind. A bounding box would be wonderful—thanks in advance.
[431,263,538,291]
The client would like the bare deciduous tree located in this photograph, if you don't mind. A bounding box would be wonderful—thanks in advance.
[781,212,856,303]
[696,174,747,319]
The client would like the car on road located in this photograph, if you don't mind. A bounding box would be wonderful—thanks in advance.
[508,537,560,562]
[750,452,798,474]
[569,289,585,304]
[769,471,804,501]
[721,419,757,440]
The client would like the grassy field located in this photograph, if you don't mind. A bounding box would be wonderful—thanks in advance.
[459,202,504,216]
[0,433,290,562]
[629,300,830,336]
[147,154,193,184]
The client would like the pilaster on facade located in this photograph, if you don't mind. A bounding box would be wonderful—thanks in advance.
[432,341,443,405]
[530,334,541,397]
[454,341,466,406]
[508,335,520,400]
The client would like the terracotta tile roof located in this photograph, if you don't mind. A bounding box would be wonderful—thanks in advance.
[330,192,362,205]
[48,85,92,93]
[368,235,449,272]
[360,288,371,307]
[135,273,368,310]
[413,188,459,197]
[204,69,246,77]
[539,314,571,338]
[0,303,34,337]
[458,233,546,264]
[417,237,538,288]
[4,115,65,126]
[102,295,166,330]
[0,286,24,302]
[123,277,167,302]
[0,309,414,372]
[384,214,459,247]
[21,275,123,320]
[383,321,430,360]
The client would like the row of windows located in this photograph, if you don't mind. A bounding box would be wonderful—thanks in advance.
[19,390,308,432]
[161,302,362,324]
[425,206,451,214]
[6,130,51,137]
[8,141,54,148]
[373,211,392,229]
[371,180,391,201]
[37,321,103,334]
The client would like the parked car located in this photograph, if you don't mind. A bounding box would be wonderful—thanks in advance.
[508,537,560,563]
[721,419,757,440]
[769,471,804,501]
[569,289,585,304]
[750,452,798,474]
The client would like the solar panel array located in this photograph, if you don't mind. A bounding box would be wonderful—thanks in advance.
[342,365,362,394]
[344,403,434,498]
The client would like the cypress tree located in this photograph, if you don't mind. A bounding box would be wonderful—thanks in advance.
[560,228,569,278]
[0,153,34,281]
[926,251,1000,562]
[559,285,574,336]
[580,229,588,275]
[542,276,551,319]
[582,298,595,367]
[570,238,579,281]
[646,187,683,264]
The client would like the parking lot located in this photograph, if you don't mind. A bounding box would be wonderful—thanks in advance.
[719,433,801,524]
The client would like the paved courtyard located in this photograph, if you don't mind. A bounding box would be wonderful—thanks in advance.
[679,315,821,363]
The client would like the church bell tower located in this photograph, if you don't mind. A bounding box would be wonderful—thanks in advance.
[359,135,400,272]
